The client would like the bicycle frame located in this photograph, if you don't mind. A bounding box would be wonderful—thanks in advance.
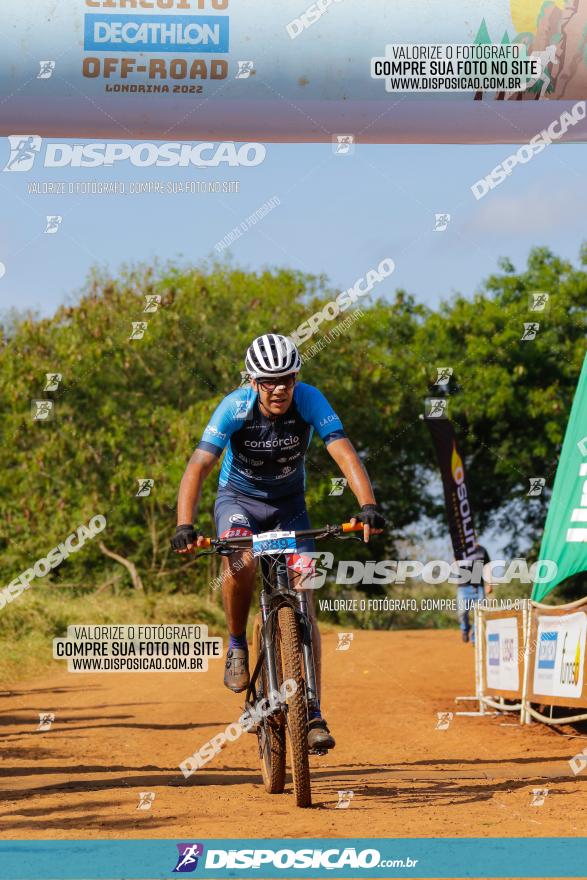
[192,522,365,727]
[245,552,320,723]
[190,521,374,803]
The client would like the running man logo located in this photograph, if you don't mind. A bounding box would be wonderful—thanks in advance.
[528,477,546,496]
[290,551,333,589]
[426,398,448,419]
[37,712,55,732]
[37,60,56,79]
[128,321,148,340]
[333,134,355,155]
[44,373,62,392]
[529,292,549,312]
[521,322,539,341]
[31,399,54,421]
[137,791,155,810]
[232,400,250,420]
[329,477,348,496]
[567,456,587,543]
[435,366,453,385]
[335,790,354,809]
[236,61,255,78]
[173,843,204,873]
[3,135,42,172]
[44,215,62,234]
[336,632,353,651]
[530,788,549,807]
[143,294,161,313]
[435,711,453,730]
[433,213,451,232]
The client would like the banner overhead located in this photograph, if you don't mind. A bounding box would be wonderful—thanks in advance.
[1,0,587,141]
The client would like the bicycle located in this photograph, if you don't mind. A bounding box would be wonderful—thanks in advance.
[194,522,364,808]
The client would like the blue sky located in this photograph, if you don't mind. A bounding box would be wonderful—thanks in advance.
[1,140,586,318]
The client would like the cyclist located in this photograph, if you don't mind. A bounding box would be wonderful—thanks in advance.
[172,333,385,751]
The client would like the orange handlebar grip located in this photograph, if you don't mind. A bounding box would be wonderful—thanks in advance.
[200,537,212,548]
[342,522,363,533]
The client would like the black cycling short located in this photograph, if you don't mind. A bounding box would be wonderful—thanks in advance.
[214,485,315,555]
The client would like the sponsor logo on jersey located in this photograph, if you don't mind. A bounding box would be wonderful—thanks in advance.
[203,425,227,441]
[244,436,301,449]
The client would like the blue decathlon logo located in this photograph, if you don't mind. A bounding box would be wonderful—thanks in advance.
[84,14,229,53]
[488,632,500,666]
[173,843,204,873]
[538,631,558,669]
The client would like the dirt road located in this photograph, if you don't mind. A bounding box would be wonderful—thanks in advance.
[1,630,587,839]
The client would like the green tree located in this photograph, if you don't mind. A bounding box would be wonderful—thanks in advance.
[417,246,587,564]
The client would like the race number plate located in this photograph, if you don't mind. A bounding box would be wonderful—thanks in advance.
[252,530,297,557]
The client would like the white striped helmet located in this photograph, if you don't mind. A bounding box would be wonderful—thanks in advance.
[245,334,301,379]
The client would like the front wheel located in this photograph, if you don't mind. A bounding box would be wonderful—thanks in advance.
[278,604,312,808]
[252,613,286,794]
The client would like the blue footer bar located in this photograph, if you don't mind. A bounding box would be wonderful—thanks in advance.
[0,838,585,879]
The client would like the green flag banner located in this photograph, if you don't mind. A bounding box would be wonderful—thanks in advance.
[532,352,587,601]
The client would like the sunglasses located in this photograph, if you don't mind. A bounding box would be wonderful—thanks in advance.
[257,374,297,391]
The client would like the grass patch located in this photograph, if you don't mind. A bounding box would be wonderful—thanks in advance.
[0,587,227,685]
[0,579,530,683]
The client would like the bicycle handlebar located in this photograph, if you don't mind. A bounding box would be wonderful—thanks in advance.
[197,521,365,551]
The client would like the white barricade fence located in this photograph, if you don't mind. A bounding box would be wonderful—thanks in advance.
[458,597,587,725]
[456,606,525,716]
[524,598,587,724]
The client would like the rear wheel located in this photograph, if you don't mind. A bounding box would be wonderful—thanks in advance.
[252,612,286,794]
[278,604,312,808]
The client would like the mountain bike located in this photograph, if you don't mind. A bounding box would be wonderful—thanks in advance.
[194,522,363,808]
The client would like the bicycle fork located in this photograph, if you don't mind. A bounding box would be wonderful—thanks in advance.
[296,590,320,717]
[259,589,281,699]
[260,557,320,718]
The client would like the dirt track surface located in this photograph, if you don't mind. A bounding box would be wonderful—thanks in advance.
[1,630,587,839]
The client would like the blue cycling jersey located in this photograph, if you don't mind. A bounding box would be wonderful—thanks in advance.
[197,382,345,499]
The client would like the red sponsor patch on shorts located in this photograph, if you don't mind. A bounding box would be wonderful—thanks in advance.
[220,527,253,539]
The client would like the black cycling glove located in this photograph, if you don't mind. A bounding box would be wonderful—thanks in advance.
[354,504,386,530]
[171,524,199,551]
